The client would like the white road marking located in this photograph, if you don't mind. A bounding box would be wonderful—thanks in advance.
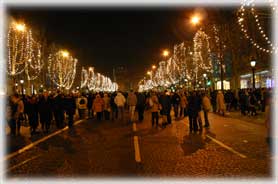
[4,120,83,161]
[4,155,41,174]
[183,122,247,158]
[206,135,247,158]
[133,136,141,163]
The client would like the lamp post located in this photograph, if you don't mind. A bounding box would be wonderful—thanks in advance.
[203,73,207,90]
[20,79,24,95]
[250,58,256,89]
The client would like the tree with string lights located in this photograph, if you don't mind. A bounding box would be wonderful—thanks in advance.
[48,49,77,91]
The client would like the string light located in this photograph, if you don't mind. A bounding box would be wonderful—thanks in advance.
[237,0,277,53]
[193,29,213,83]
[7,21,32,76]
[48,49,77,90]
[25,38,44,81]
[81,66,118,92]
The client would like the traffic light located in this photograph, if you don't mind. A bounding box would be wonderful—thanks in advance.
[207,80,211,86]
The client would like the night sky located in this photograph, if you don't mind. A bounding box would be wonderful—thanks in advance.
[7,7,236,86]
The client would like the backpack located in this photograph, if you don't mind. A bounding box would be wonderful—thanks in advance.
[79,98,85,105]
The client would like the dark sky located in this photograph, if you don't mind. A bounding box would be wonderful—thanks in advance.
[7,7,236,86]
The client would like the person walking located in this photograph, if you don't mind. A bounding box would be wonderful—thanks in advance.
[202,92,211,128]
[53,91,65,129]
[26,95,39,135]
[149,92,160,128]
[180,92,188,118]
[159,90,172,125]
[8,94,24,136]
[136,92,146,122]
[216,90,225,116]
[87,93,93,119]
[187,91,199,133]
[64,93,76,128]
[248,92,257,116]
[172,92,181,119]
[77,93,88,119]
[110,92,118,121]
[38,91,53,133]
[93,94,104,121]
[114,92,126,120]
[103,93,111,120]
[196,91,203,132]
[127,90,137,123]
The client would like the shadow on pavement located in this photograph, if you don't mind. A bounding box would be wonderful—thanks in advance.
[181,129,215,156]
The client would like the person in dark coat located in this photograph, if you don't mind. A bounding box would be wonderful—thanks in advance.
[26,95,39,135]
[52,90,64,129]
[110,92,118,121]
[159,90,172,125]
[171,92,181,119]
[196,92,203,132]
[136,92,146,122]
[210,90,217,113]
[38,91,53,133]
[87,93,93,119]
[64,93,76,128]
[187,91,199,133]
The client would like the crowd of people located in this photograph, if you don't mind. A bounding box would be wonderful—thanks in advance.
[6,88,272,142]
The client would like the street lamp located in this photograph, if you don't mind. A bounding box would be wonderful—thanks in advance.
[152,65,156,70]
[190,15,201,26]
[20,79,24,95]
[162,50,169,58]
[203,73,207,90]
[61,50,69,58]
[250,58,256,89]
[14,22,26,32]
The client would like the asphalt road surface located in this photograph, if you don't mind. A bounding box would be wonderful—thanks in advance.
[4,109,273,179]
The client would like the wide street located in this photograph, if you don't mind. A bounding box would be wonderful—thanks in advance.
[5,109,272,178]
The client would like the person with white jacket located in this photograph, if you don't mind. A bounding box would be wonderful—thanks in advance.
[114,92,126,120]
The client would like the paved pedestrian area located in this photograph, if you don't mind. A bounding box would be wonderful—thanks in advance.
[4,110,273,179]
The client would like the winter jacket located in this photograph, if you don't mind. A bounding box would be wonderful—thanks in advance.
[127,92,137,106]
[180,96,188,108]
[93,97,104,112]
[77,96,88,109]
[103,96,111,110]
[150,95,160,112]
[202,95,211,111]
[114,93,126,107]
[216,91,225,111]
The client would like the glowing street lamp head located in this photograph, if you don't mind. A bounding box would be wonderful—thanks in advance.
[191,15,201,25]
[147,71,151,75]
[162,50,169,57]
[14,23,26,32]
[152,65,156,70]
[61,50,69,58]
